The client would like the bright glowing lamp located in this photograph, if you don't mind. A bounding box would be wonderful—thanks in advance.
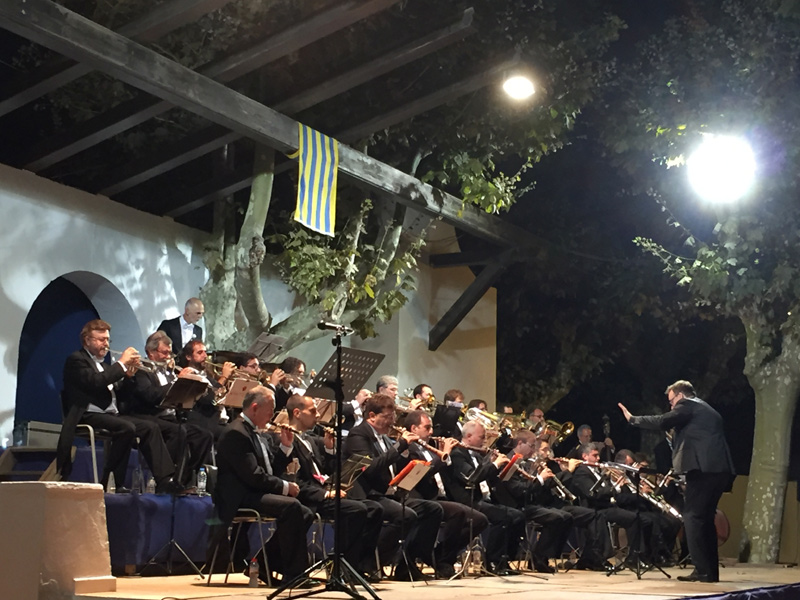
[687,135,756,203]
[502,74,535,100]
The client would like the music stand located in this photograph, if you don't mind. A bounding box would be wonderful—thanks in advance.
[268,334,384,600]
[247,333,287,363]
[220,378,259,408]
[390,461,432,584]
[141,376,209,577]
[602,462,670,580]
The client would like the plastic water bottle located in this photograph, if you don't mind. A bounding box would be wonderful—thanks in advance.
[131,466,143,494]
[146,476,156,494]
[197,467,207,496]
[107,472,116,494]
[248,557,259,587]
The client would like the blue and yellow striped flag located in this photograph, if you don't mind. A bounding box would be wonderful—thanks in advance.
[290,123,339,237]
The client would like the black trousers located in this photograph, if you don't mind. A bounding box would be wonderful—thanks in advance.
[371,496,443,567]
[522,504,573,560]
[80,412,174,488]
[476,501,525,565]
[435,500,489,566]
[316,497,384,572]
[238,491,315,579]
[599,506,655,555]
[684,470,730,580]
[559,504,612,563]
[133,414,214,482]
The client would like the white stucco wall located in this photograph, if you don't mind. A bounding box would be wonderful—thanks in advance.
[350,222,498,407]
[0,164,497,443]
[0,164,208,443]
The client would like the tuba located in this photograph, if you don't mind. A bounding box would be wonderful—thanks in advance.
[533,419,575,446]
[465,407,501,430]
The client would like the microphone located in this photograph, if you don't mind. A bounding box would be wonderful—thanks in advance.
[317,321,354,335]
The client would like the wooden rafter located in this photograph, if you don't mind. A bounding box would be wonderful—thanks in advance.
[0,0,537,250]
[165,61,516,217]
[17,0,402,172]
[94,8,476,197]
[0,0,235,118]
[428,249,516,351]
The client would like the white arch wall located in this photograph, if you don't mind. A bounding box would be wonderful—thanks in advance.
[0,163,208,443]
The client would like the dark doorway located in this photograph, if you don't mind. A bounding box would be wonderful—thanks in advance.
[15,277,98,427]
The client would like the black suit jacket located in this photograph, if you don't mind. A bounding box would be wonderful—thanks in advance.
[447,446,500,505]
[214,417,292,526]
[407,442,452,500]
[291,432,335,508]
[56,349,127,475]
[630,397,735,475]
[123,369,172,416]
[158,316,202,356]
[342,421,409,500]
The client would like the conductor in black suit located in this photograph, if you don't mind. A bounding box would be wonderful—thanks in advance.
[157,297,204,360]
[56,319,181,493]
[619,380,735,583]
[214,385,316,585]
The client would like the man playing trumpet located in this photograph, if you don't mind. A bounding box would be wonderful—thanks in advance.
[56,319,182,493]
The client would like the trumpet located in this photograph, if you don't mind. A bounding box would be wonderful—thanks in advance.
[204,358,231,377]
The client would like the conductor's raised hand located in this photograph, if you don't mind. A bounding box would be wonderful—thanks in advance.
[618,402,632,422]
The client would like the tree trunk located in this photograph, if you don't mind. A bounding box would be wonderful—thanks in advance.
[234,145,275,345]
[739,314,800,562]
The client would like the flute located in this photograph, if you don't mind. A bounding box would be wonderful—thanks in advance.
[262,421,303,436]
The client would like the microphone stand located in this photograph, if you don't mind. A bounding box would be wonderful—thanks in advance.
[268,327,379,600]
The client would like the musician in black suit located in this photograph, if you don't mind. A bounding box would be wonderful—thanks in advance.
[181,340,234,440]
[285,394,383,581]
[569,443,655,565]
[619,380,735,583]
[157,297,204,360]
[405,410,488,578]
[56,319,181,493]
[446,421,525,576]
[565,424,615,462]
[341,388,372,436]
[213,386,316,586]
[121,331,213,482]
[343,393,444,581]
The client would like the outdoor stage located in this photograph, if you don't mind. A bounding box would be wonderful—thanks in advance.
[75,562,800,600]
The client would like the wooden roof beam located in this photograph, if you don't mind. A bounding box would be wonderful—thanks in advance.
[0,0,235,118]
[0,0,536,249]
[165,61,514,217]
[428,249,516,351]
[95,8,476,197]
[17,0,402,173]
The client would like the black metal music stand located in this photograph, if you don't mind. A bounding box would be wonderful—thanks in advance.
[391,462,432,585]
[268,329,383,600]
[140,377,208,577]
[452,468,505,580]
[604,463,670,580]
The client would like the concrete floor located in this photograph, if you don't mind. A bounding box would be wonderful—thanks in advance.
[75,562,800,600]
